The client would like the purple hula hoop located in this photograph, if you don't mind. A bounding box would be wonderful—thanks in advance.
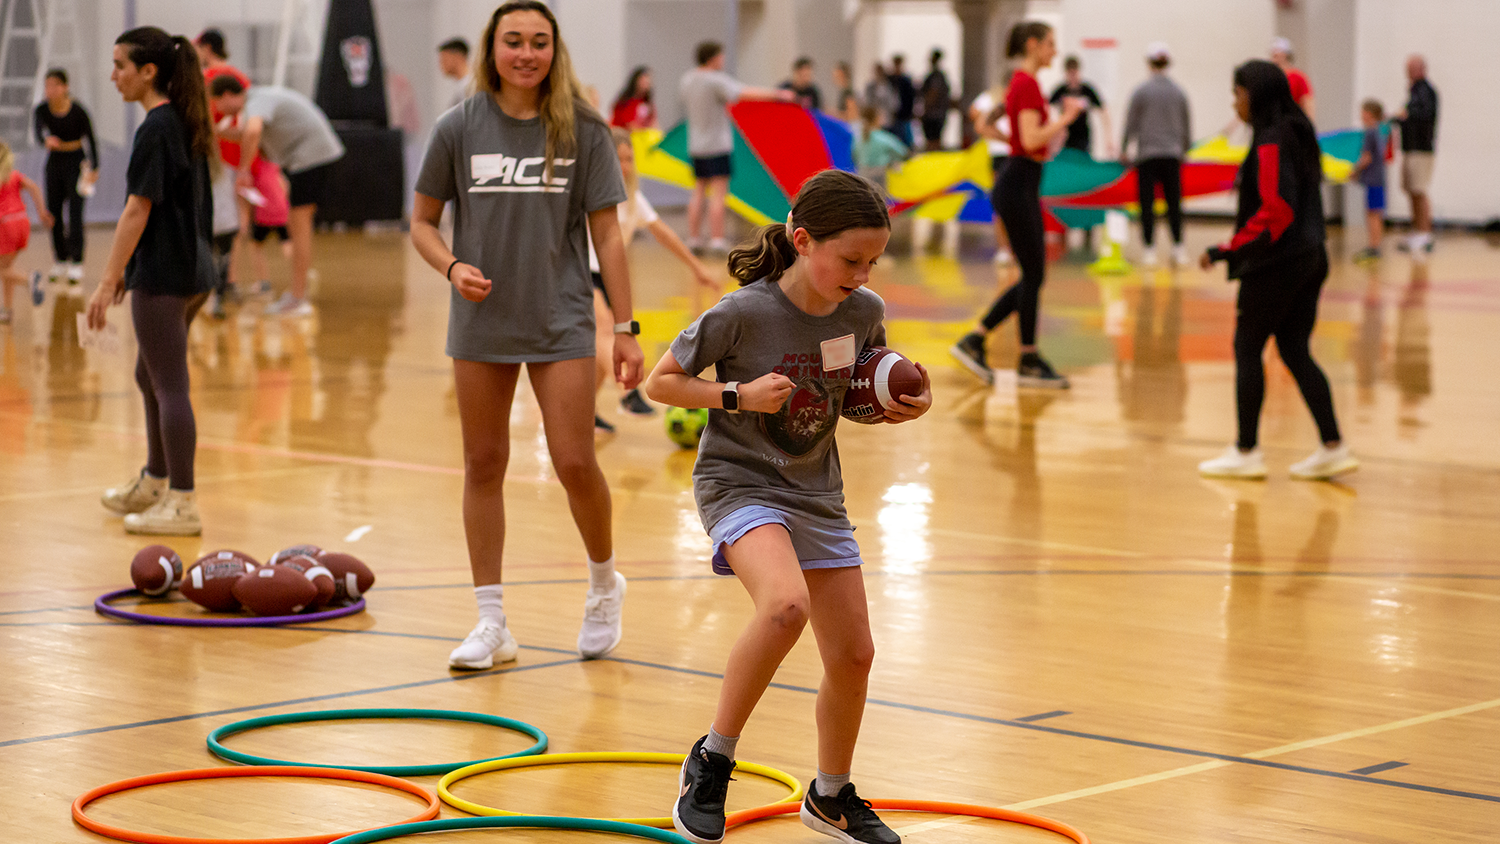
[95,588,366,627]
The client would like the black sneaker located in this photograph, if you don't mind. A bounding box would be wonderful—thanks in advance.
[949,332,994,386]
[620,388,655,416]
[800,781,901,843]
[673,736,735,844]
[594,414,616,434]
[1017,353,1070,389]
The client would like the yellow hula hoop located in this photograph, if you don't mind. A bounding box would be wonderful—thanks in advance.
[438,751,803,828]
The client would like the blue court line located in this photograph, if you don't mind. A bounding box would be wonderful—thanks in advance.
[1352,761,1409,776]
[3,622,1495,806]
[605,656,1500,806]
[1015,710,1072,722]
[0,655,578,749]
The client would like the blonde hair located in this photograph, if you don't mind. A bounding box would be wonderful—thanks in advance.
[476,1,603,181]
[609,125,640,235]
[0,141,12,184]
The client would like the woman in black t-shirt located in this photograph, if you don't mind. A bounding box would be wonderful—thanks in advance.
[32,69,97,281]
[88,27,216,536]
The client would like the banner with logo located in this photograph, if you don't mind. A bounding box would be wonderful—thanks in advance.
[315,0,389,127]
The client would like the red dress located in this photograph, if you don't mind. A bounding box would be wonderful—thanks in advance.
[610,97,654,129]
[0,171,30,255]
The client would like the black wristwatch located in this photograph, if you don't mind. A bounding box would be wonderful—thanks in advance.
[613,320,641,335]
[722,381,740,413]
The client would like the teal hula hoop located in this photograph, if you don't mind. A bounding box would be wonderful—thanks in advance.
[207,708,547,777]
[328,816,694,843]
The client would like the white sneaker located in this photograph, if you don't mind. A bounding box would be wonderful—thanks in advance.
[449,619,519,670]
[1140,247,1158,268]
[707,237,731,255]
[1171,245,1189,267]
[1198,446,1267,479]
[578,572,626,659]
[1289,444,1359,480]
[102,470,167,515]
[124,489,202,535]
[67,263,84,281]
[264,292,312,316]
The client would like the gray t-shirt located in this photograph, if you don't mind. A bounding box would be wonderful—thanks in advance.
[244,86,345,174]
[1122,74,1191,161]
[670,280,886,533]
[416,95,626,362]
[679,67,745,157]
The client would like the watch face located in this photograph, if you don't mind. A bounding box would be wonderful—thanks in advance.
[723,386,738,410]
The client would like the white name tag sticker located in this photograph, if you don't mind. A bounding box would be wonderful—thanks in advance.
[470,154,504,183]
[821,334,857,373]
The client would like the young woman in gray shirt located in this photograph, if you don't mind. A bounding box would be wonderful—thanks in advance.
[411,1,643,669]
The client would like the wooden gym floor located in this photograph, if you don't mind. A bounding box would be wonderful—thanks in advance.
[1,216,1496,842]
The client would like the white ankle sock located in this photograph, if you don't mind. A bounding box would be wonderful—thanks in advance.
[816,770,851,796]
[474,584,505,626]
[703,726,738,760]
[588,555,616,592]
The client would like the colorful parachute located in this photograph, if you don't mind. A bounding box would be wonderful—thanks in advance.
[635,101,854,226]
[637,103,1386,229]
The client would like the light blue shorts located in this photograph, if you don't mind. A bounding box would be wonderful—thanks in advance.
[708,505,862,576]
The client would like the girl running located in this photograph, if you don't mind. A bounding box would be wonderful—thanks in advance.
[0,141,52,324]
[645,169,931,844]
[1198,60,1357,481]
[411,1,643,667]
[591,125,718,428]
[91,27,216,535]
[950,21,1082,389]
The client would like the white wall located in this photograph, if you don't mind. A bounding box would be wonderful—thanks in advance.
[1352,0,1498,223]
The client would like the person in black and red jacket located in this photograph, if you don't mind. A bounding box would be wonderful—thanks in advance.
[1198,59,1358,482]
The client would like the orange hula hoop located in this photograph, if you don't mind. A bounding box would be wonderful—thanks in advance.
[71,765,440,844]
[725,797,1090,844]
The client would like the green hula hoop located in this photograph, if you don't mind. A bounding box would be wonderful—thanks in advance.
[328,816,693,843]
[439,751,803,827]
[207,708,547,777]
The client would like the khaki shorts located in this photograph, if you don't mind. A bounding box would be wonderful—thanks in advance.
[1402,152,1434,196]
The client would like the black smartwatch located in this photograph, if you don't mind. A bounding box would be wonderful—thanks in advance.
[722,381,740,413]
[612,320,641,335]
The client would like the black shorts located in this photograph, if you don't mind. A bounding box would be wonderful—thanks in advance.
[591,270,610,308]
[692,154,732,179]
[288,162,336,208]
[252,224,288,243]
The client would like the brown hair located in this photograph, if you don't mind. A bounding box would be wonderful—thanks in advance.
[117,27,214,165]
[696,41,723,66]
[475,1,602,181]
[1006,21,1051,59]
[728,170,889,285]
[1361,98,1384,121]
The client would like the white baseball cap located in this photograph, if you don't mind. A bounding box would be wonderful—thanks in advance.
[1145,41,1170,61]
[1270,36,1293,55]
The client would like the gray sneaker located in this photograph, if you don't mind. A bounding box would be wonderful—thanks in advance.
[1017,353,1069,389]
[102,470,167,515]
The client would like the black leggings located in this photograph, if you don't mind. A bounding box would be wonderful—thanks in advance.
[45,151,86,263]
[1136,157,1183,247]
[981,157,1045,346]
[132,290,208,490]
[1234,249,1341,450]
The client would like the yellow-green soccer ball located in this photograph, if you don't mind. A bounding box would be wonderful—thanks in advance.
[664,406,709,449]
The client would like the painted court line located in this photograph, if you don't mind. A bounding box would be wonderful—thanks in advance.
[1352,761,1409,776]
[1005,696,1500,811]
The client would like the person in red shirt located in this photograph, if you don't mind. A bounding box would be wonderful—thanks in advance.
[609,66,655,129]
[1270,37,1315,120]
[950,20,1082,389]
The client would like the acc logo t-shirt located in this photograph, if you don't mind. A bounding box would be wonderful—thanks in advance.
[416,95,625,363]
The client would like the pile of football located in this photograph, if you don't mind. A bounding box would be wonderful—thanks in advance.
[129,544,375,617]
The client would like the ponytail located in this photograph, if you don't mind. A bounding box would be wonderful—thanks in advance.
[728,224,799,285]
[1006,21,1051,59]
[0,142,13,184]
[116,28,215,164]
[728,169,889,286]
